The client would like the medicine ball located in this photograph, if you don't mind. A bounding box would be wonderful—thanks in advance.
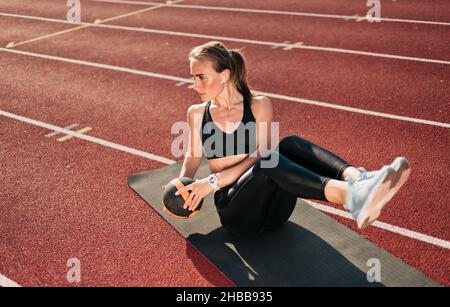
[162,177,203,219]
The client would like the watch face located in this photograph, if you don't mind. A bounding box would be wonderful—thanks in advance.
[209,177,215,184]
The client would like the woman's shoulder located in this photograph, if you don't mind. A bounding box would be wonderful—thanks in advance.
[187,102,209,127]
[249,94,272,113]
[250,94,271,104]
[188,101,209,115]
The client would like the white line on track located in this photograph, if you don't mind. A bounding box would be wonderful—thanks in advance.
[89,0,450,26]
[45,123,79,137]
[255,90,450,129]
[4,0,184,49]
[0,47,449,129]
[0,47,189,82]
[1,12,450,66]
[0,109,449,250]
[304,201,450,250]
[0,109,176,165]
[0,274,21,287]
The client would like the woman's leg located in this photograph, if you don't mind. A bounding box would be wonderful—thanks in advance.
[276,135,359,181]
[215,150,342,237]
[215,168,294,238]
[323,179,348,205]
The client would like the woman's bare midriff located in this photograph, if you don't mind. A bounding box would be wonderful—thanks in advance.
[208,153,248,174]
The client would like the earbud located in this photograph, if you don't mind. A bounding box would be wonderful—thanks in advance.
[221,76,226,84]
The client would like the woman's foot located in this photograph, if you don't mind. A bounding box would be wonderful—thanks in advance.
[345,165,397,229]
[347,157,411,205]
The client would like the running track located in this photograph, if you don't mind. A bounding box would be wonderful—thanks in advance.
[0,0,449,286]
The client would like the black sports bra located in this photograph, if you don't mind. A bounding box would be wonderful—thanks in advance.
[201,95,257,160]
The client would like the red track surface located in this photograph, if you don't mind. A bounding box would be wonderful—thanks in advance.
[0,0,449,286]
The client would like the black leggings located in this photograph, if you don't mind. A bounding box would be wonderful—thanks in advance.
[213,135,353,238]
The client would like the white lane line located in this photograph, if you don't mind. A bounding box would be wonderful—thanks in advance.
[57,126,92,142]
[0,109,176,165]
[95,0,184,24]
[45,123,79,137]
[6,23,92,49]
[1,12,450,66]
[0,274,21,287]
[1,47,449,129]
[1,109,449,251]
[4,0,184,49]
[271,40,290,49]
[0,47,189,83]
[255,90,450,129]
[89,0,450,26]
[304,201,450,250]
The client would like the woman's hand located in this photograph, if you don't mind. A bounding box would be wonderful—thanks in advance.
[174,178,214,211]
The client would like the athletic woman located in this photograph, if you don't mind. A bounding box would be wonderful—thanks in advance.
[163,41,411,238]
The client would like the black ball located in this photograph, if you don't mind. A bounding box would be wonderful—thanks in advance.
[163,177,203,219]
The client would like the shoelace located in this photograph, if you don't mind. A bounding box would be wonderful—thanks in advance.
[357,167,369,179]
[344,168,374,212]
[345,167,369,184]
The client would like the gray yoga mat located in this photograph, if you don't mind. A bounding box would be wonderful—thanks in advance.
[128,159,439,287]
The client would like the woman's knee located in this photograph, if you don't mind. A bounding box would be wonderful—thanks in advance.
[277,134,306,153]
[253,150,282,173]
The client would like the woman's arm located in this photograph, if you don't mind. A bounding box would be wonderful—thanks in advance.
[215,96,274,188]
[215,153,261,188]
[179,104,204,179]
[174,97,275,211]
[179,156,202,179]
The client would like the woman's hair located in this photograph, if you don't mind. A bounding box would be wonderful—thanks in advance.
[188,41,253,102]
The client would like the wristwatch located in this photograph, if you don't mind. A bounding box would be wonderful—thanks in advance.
[207,173,220,192]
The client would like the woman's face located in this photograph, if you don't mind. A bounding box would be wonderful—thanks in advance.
[190,59,226,102]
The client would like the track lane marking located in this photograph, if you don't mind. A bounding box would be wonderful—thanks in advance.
[57,127,92,142]
[89,0,450,26]
[1,109,449,250]
[305,201,450,250]
[1,12,449,65]
[0,109,176,165]
[0,47,448,129]
[0,274,21,287]
[5,0,184,49]
[45,123,79,137]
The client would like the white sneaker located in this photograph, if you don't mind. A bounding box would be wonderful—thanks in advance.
[346,157,411,206]
[345,165,397,229]
[385,157,411,204]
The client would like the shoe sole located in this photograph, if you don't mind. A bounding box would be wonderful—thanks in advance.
[380,157,411,205]
[357,157,411,229]
[357,166,396,229]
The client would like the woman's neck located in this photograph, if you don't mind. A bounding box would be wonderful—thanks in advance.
[211,85,244,110]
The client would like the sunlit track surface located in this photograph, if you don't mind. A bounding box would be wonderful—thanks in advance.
[0,0,448,286]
